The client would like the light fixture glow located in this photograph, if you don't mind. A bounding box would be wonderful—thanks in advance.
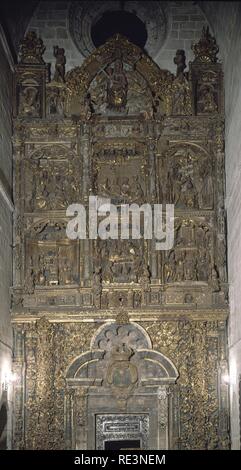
[222,374,230,385]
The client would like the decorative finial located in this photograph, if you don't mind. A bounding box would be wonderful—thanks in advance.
[192,26,219,63]
[19,31,45,64]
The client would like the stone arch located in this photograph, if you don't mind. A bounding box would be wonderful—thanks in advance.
[90,321,152,350]
[65,321,178,386]
[69,1,167,59]
[65,321,179,449]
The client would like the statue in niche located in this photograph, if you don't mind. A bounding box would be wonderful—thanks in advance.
[82,92,95,120]
[47,88,65,116]
[180,175,198,208]
[106,53,128,113]
[175,251,184,282]
[197,84,217,113]
[197,159,213,209]
[165,250,176,283]
[19,86,39,117]
[170,166,183,205]
[64,171,79,205]
[119,176,130,198]
[184,251,197,281]
[53,46,66,83]
[60,258,72,285]
[49,93,58,115]
[203,224,212,250]
[133,175,144,201]
[133,291,142,308]
[184,293,194,304]
[35,168,49,209]
[196,224,207,249]
[197,250,209,281]
[38,254,46,285]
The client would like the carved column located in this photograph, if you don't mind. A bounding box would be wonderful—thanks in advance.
[218,321,230,448]
[12,325,26,449]
[158,386,169,449]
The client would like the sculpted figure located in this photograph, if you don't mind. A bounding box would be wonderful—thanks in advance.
[197,84,217,113]
[165,251,175,283]
[197,250,209,281]
[174,49,186,77]
[19,86,39,117]
[180,175,198,208]
[172,75,191,116]
[175,251,184,281]
[53,46,66,83]
[184,251,197,281]
[106,55,128,112]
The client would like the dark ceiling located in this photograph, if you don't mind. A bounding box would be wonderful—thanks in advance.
[0,0,38,58]
[0,1,223,62]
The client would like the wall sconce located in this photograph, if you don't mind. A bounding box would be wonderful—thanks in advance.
[1,364,17,393]
[221,374,230,385]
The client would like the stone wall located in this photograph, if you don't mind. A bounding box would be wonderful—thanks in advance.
[26,1,209,75]
[0,28,13,449]
[201,0,241,450]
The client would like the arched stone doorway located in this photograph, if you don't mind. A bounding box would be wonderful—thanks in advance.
[65,322,178,450]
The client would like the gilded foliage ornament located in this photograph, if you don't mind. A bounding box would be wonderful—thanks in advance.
[192,26,219,64]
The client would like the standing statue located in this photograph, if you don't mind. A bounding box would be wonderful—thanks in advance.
[174,49,186,77]
[172,49,192,115]
[184,251,197,281]
[165,251,176,283]
[106,52,128,112]
[53,46,66,83]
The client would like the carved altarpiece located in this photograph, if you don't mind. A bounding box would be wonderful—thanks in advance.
[11,32,229,449]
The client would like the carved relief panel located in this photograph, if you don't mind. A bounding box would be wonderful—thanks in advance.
[91,140,148,203]
[23,144,81,212]
[25,220,79,292]
[163,216,213,284]
[157,142,214,210]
